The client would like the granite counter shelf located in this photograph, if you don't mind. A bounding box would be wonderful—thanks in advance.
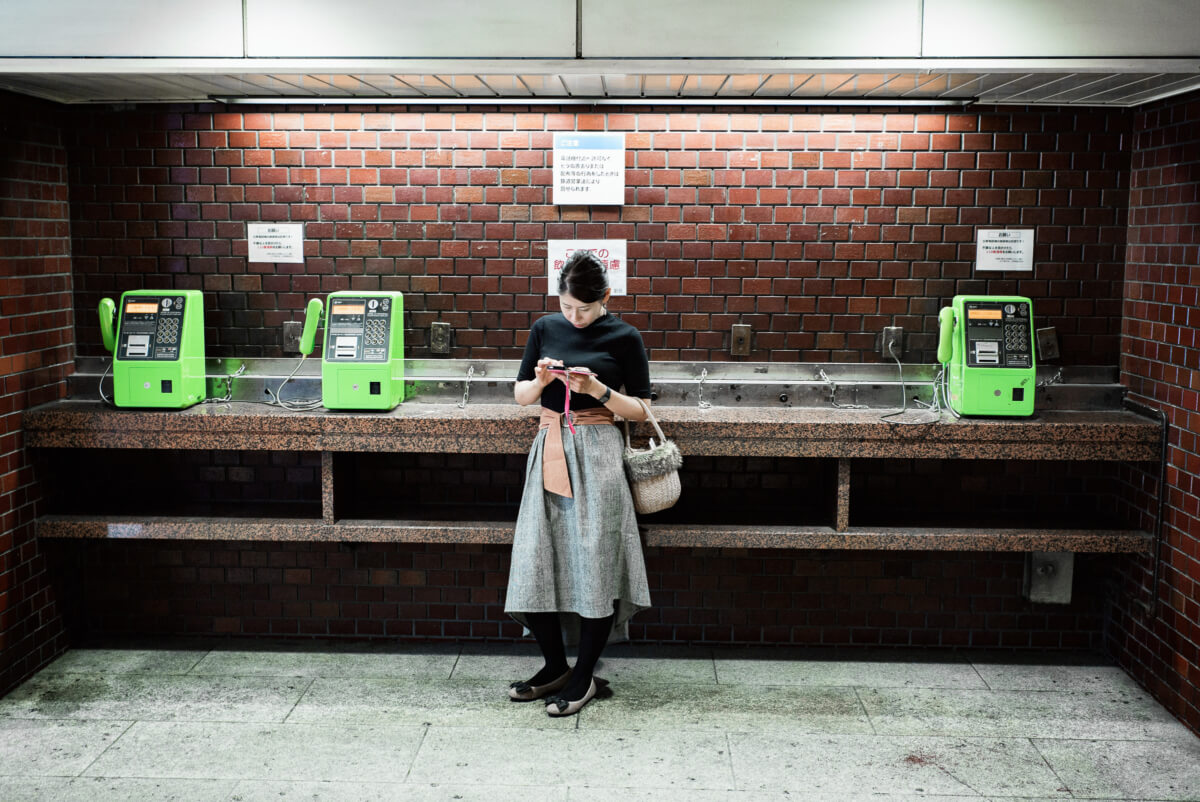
[24,400,1161,460]
[25,399,1158,556]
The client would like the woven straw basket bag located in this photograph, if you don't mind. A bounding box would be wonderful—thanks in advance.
[622,399,683,515]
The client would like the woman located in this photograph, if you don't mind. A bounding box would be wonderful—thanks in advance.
[505,250,653,717]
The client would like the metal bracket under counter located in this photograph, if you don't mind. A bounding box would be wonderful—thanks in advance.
[67,357,1126,411]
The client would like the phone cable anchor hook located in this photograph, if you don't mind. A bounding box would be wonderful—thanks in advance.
[817,368,866,409]
[696,367,712,410]
[1036,368,1063,388]
[458,365,474,409]
[204,361,246,404]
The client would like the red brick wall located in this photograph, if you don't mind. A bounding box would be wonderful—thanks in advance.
[0,92,74,693]
[67,104,1128,364]
[1111,90,1200,734]
[70,540,1111,649]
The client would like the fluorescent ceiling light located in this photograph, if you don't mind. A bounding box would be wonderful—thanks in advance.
[215,96,974,106]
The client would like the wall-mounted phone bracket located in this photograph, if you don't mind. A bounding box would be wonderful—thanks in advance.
[430,322,451,355]
[282,321,303,354]
[879,326,903,359]
[1036,327,1060,361]
[731,324,751,357]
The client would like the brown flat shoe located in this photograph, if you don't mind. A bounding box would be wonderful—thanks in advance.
[508,669,571,702]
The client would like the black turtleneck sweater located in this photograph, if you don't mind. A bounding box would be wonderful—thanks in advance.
[517,312,651,413]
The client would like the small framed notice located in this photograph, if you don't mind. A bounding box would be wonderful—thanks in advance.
[976,229,1034,272]
[247,223,305,264]
[547,240,627,297]
[552,132,625,206]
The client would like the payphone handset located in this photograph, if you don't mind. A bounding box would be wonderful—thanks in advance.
[299,291,405,410]
[937,294,1036,417]
[97,289,206,408]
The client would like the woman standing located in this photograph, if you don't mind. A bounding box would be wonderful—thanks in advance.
[505,250,652,717]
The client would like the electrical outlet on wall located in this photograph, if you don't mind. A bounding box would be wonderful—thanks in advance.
[731,323,752,356]
[430,322,451,355]
[282,321,303,354]
[1036,327,1060,361]
[879,326,903,359]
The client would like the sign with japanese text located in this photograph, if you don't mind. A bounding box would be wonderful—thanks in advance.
[247,223,305,264]
[552,132,625,206]
[976,229,1034,272]
[546,240,627,297]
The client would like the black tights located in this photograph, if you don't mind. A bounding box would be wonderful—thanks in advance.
[523,609,616,701]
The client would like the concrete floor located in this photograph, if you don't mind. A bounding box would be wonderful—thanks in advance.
[0,641,1197,801]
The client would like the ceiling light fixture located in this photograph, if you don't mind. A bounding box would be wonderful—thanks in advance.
[215,95,974,107]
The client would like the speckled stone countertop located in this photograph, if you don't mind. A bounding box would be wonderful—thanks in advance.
[24,399,1161,461]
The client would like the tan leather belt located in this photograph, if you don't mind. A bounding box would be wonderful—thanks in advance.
[538,406,615,498]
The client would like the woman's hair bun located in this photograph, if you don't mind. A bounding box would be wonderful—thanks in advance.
[557,250,609,303]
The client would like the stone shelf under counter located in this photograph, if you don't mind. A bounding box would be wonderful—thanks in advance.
[34,515,1151,553]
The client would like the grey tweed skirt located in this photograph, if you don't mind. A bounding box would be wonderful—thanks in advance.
[505,420,651,642]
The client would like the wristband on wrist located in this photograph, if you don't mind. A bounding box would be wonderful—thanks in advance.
[596,386,613,404]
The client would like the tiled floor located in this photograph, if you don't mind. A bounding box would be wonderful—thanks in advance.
[0,640,1198,801]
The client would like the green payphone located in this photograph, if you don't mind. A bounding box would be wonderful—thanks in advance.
[97,289,206,408]
[300,291,404,410]
[937,295,1035,417]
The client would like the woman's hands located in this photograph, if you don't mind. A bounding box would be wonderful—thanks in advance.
[538,359,602,397]
[566,368,603,398]
[533,357,563,388]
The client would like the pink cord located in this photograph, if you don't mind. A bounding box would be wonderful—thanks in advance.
[563,385,575,434]
[548,367,594,436]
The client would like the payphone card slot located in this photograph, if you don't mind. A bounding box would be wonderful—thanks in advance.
[332,335,359,360]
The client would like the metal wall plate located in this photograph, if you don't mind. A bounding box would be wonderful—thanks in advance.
[1023,551,1075,604]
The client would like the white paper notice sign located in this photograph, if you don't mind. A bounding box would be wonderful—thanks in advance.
[546,240,627,297]
[553,132,625,206]
[247,223,305,264]
[976,229,1034,272]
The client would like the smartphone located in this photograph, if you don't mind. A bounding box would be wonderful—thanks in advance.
[546,367,595,376]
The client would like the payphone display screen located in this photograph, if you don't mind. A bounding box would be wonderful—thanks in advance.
[326,296,392,362]
[963,301,1031,369]
[119,295,186,361]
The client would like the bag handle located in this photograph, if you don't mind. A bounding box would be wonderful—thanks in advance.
[624,398,667,448]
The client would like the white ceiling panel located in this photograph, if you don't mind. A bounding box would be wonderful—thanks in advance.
[583,0,922,58]
[924,0,1200,58]
[246,0,575,58]
[0,1,243,57]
